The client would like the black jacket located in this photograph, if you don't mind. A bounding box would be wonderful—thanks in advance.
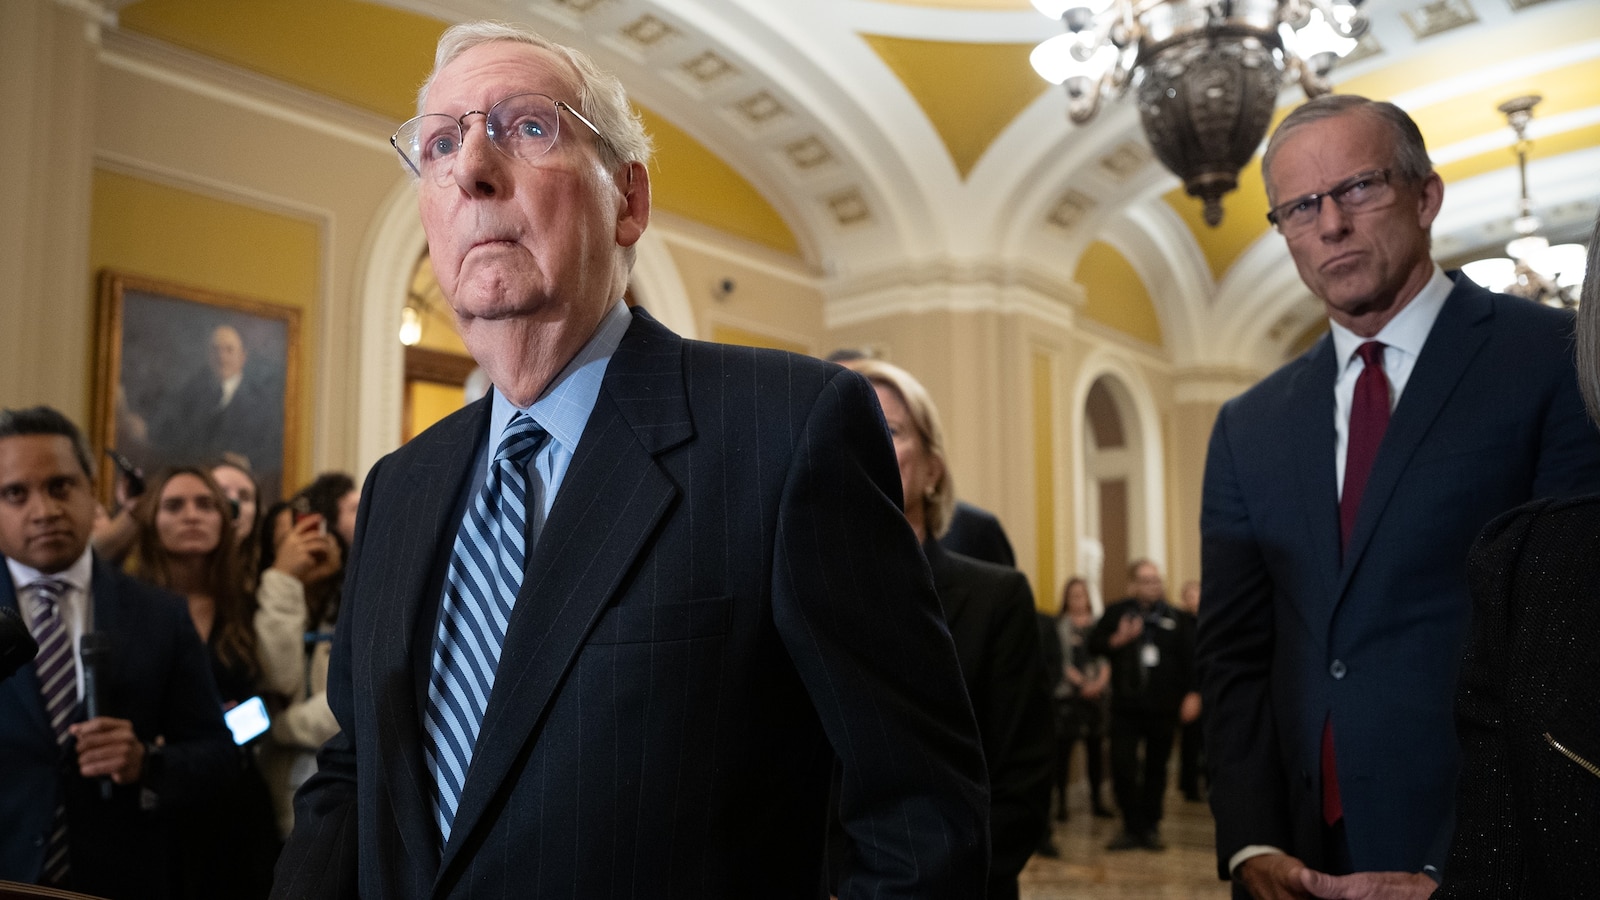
[1089,597,1194,717]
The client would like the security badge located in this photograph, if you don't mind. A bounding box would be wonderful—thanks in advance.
[1140,615,1178,668]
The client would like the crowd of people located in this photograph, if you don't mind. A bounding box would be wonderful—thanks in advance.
[2,16,1598,900]
[0,403,360,897]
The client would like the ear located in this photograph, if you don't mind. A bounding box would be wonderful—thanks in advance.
[615,161,650,249]
[1415,171,1445,231]
[927,453,947,498]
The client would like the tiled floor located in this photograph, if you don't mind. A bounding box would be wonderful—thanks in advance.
[1021,785,1231,899]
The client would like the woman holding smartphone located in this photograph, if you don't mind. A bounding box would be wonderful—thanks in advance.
[132,466,278,899]
[253,472,355,837]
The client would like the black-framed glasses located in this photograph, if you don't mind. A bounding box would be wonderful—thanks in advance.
[390,92,604,182]
[1266,169,1395,235]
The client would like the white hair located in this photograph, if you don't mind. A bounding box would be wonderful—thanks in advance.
[418,21,653,172]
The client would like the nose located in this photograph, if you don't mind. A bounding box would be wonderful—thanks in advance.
[452,113,503,198]
[1314,194,1352,239]
[24,491,64,524]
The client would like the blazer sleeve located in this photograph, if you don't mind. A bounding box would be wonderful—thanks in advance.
[981,572,1056,884]
[770,369,990,900]
[1198,404,1295,878]
[136,581,237,810]
[269,463,381,900]
[1434,503,1540,898]
[254,568,308,699]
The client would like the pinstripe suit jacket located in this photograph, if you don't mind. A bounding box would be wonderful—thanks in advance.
[272,311,990,900]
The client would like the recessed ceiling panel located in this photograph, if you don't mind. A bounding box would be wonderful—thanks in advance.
[861,34,1047,179]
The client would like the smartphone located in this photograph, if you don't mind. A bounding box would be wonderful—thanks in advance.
[223,695,271,745]
[290,496,326,534]
[105,448,146,500]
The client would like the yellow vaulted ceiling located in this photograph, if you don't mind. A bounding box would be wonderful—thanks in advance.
[638,108,800,256]
[1075,242,1164,348]
[862,34,1047,179]
[119,0,801,259]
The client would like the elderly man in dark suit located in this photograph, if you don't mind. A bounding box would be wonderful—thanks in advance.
[272,21,988,900]
[0,405,235,898]
[1198,94,1600,900]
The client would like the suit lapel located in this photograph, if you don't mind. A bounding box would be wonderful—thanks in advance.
[1288,337,1344,629]
[438,312,694,878]
[1337,279,1493,596]
[377,398,490,872]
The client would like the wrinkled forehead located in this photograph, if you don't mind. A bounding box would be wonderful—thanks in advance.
[1267,111,1394,200]
[427,41,582,115]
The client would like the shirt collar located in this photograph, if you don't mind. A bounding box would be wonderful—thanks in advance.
[1328,264,1452,370]
[6,545,93,595]
[489,299,633,450]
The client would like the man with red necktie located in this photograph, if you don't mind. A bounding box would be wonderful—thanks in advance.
[1197,95,1600,900]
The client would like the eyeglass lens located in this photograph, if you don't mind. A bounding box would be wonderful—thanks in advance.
[1273,171,1391,233]
[393,93,563,179]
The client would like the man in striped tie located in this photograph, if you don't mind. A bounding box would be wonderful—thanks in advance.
[275,20,988,900]
[0,406,236,898]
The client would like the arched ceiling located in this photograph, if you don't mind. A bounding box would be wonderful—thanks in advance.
[113,0,1600,368]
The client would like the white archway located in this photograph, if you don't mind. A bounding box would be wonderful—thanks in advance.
[1067,351,1168,606]
[352,177,422,476]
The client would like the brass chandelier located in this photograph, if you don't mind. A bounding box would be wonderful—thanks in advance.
[1030,0,1367,226]
[1459,95,1586,308]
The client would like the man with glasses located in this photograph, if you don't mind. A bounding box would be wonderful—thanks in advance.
[1197,94,1600,900]
[272,21,987,900]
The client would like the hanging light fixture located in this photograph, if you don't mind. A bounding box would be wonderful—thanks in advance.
[1460,95,1586,308]
[1030,0,1366,226]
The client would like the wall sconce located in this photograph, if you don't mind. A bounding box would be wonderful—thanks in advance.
[399,302,424,347]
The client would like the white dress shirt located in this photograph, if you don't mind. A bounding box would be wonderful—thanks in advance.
[8,546,95,700]
[1329,265,1453,496]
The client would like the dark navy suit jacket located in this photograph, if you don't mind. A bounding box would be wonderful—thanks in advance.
[273,311,990,900]
[1198,274,1600,885]
[0,556,234,898]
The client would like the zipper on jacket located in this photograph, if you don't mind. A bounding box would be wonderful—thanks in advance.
[1544,732,1600,779]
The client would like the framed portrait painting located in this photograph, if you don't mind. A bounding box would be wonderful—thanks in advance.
[92,271,301,506]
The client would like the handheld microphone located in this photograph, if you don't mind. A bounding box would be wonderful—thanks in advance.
[79,632,114,800]
[0,607,39,682]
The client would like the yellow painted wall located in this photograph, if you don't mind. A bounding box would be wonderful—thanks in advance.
[1074,242,1164,347]
[88,169,320,490]
[710,324,809,354]
[119,0,443,121]
[409,380,464,438]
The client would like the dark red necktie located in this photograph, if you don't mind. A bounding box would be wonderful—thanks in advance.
[1339,341,1390,552]
[1325,340,1390,826]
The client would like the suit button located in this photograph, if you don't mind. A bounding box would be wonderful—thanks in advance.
[1330,660,1347,679]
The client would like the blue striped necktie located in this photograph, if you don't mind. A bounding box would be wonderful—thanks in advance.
[425,412,547,844]
[29,578,74,885]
